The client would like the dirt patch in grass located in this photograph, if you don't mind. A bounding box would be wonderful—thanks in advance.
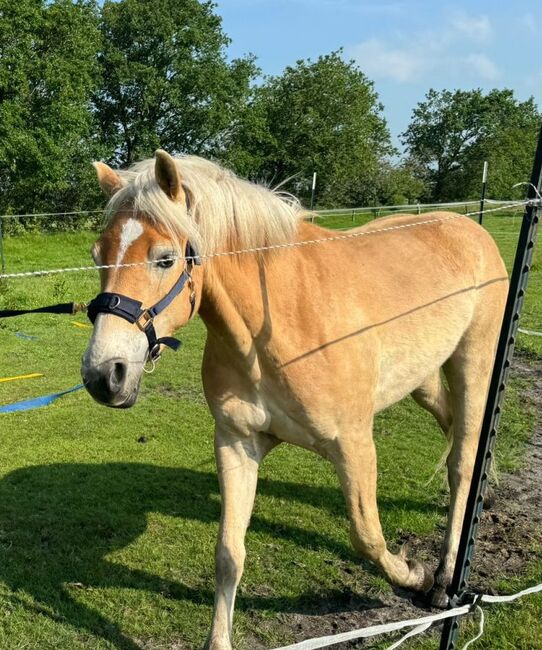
[247,354,542,649]
[151,383,207,405]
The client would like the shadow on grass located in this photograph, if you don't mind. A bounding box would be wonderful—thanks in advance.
[0,463,442,648]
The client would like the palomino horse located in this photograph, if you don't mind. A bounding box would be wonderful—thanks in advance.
[81,150,508,650]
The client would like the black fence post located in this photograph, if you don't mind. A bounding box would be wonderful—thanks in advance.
[439,125,542,649]
[0,218,5,274]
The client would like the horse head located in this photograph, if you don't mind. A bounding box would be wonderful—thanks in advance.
[81,150,203,408]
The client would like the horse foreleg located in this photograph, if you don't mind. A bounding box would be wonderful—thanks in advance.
[205,430,277,650]
[333,425,434,593]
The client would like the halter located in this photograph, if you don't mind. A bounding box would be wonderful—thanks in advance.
[86,241,201,362]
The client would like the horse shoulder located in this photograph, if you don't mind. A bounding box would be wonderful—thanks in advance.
[201,341,271,436]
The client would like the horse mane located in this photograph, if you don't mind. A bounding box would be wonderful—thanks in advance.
[105,155,306,255]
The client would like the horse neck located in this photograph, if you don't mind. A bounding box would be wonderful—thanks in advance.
[197,221,321,375]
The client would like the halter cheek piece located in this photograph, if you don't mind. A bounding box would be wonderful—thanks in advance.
[86,242,201,362]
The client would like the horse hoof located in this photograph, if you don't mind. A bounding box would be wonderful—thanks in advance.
[428,586,450,609]
[407,559,434,593]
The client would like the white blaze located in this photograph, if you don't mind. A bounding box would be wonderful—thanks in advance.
[116,218,144,265]
[81,217,148,394]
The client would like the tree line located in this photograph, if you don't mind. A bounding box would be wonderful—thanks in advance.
[1,0,540,223]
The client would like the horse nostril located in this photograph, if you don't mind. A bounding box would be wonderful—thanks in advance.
[109,362,127,391]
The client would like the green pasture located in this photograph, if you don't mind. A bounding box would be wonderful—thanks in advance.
[0,212,540,649]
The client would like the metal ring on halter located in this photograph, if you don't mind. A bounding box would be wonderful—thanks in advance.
[143,357,157,374]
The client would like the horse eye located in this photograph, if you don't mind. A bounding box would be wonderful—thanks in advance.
[155,257,175,269]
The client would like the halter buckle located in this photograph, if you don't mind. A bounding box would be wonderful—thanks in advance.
[136,310,153,331]
[148,343,162,362]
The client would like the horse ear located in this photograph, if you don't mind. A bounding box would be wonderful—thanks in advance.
[93,162,124,197]
[155,149,184,202]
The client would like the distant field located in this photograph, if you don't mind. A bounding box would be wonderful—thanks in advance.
[0,210,540,649]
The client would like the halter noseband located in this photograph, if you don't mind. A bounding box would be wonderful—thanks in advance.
[87,241,201,362]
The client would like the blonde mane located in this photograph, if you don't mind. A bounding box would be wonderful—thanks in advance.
[105,156,306,255]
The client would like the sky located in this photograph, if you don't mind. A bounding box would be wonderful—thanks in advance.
[214,0,542,152]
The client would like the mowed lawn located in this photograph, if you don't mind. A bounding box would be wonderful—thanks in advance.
[0,210,540,649]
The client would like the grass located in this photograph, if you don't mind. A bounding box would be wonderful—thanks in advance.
[0,210,540,649]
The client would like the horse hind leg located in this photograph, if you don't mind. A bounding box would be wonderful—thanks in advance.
[412,371,454,486]
[412,371,497,505]
[412,370,453,435]
[429,302,504,608]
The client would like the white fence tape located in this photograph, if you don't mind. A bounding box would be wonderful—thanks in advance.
[0,200,520,221]
[0,201,530,281]
[270,582,542,650]
[271,604,471,650]
[461,606,484,650]
[0,209,104,220]
[482,582,542,603]
[314,199,519,217]
[518,328,542,338]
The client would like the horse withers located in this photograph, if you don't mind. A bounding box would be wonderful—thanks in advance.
[81,150,508,650]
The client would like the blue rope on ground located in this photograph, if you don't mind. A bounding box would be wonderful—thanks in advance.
[15,331,39,340]
[0,384,84,413]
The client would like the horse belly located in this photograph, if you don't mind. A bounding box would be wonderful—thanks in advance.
[373,294,474,411]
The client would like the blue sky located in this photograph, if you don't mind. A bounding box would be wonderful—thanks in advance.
[215,0,542,151]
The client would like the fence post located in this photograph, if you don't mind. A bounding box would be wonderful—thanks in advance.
[0,218,5,274]
[478,161,488,225]
[309,172,317,222]
[439,125,542,649]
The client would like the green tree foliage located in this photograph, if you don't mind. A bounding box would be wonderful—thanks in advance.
[402,88,541,201]
[2,1,539,225]
[0,0,102,217]
[375,160,426,206]
[224,52,395,208]
[95,0,257,166]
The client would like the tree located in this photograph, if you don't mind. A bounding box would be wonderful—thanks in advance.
[224,52,394,208]
[402,89,541,201]
[375,160,426,206]
[95,0,257,166]
[0,0,102,217]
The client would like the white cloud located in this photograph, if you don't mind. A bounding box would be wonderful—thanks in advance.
[349,39,428,83]
[348,11,499,85]
[450,11,492,42]
[464,54,500,80]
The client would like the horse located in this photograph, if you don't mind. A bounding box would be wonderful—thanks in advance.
[81,150,508,650]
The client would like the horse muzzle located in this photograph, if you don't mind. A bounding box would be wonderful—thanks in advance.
[81,358,141,408]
